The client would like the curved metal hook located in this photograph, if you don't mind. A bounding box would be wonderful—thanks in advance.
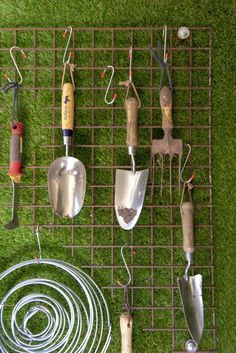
[119,244,132,288]
[101,65,117,105]
[180,144,192,184]
[35,225,42,260]
[163,25,168,64]
[9,46,27,85]
[63,26,73,64]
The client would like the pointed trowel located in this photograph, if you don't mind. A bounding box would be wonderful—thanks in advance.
[115,46,149,231]
[177,201,204,349]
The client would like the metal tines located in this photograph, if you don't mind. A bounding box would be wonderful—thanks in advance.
[101,65,117,104]
[0,227,112,353]
[61,26,76,90]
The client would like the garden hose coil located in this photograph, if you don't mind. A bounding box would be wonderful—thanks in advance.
[0,258,112,352]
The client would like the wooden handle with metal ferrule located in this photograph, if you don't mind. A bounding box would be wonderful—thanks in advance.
[8,122,24,183]
[160,86,173,131]
[120,312,133,353]
[124,97,139,147]
[61,83,74,144]
[180,201,195,254]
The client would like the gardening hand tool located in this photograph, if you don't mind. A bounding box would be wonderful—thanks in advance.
[1,46,27,230]
[101,65,117,104]
[177,186,204,351]
[150,26,183,199]
[115,46,149,230]
[48,27,86,218]
[118,245,133,353]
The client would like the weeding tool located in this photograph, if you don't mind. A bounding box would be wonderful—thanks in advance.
[118,245,133,353]
[150,26,192,200]
[1,46,27,230]
[48,26,86,218]
[115,46,149,230]
[177,179,204,352]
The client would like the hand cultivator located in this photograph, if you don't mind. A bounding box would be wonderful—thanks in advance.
[150,26,191,200]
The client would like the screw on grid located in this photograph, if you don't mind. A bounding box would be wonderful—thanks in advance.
[119,45,141,107]
[101,65,118,105]
[61,26,76,90]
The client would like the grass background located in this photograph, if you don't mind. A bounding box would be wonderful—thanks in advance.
[0,0,235,352]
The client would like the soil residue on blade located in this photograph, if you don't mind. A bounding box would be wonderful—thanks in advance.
[118,207,137,224]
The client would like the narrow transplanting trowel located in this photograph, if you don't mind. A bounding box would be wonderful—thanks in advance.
[115,47,149,230]
[177,201,204,351]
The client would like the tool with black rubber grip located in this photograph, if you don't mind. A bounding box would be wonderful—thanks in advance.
[4,122,24,229]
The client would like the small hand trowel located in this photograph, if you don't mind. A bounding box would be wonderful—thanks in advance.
[115,47,149,230]
[177,201,204,351]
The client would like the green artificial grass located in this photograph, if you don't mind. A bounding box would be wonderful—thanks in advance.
[0,1,236,352]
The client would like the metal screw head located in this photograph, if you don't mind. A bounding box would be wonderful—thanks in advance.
[178,26,190,40]
[185,339,198,353]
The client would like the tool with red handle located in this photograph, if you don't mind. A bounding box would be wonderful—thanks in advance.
[4,122,24,230]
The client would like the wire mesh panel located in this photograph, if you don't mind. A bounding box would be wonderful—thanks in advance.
[0,27,215,352]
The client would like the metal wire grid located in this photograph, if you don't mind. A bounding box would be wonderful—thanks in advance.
[0,27,215,352]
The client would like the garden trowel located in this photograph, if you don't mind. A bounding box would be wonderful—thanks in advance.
[115,46,149,230]
[177,201,204,349]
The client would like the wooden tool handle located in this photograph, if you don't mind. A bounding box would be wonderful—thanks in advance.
[61,83,74,142]
[124,97,139,147]
[160,86,173,131]
[8,122,24,183]
[180,201,195,254]
[120,312,133,353]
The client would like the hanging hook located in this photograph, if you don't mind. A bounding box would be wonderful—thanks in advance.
[118,244,132,288]
[180,144,193,184]
[101,65,117,105]
[119,46,141,108]
[63,26,73,65]
[6,46,28,85]
[128,46,133,83]
[163,25,168,64]
[35,225,42,262]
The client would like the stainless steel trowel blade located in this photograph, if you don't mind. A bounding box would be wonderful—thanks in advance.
[48,156,86,218]
[178,274,204,345]
[115,169,149,230]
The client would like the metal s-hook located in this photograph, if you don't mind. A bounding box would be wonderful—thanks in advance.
[119,244,132,288]
[61,26,75,90]
[101,65,117,105]
[35,225,42,262]
[7,46,28,85]
[128,46,133,83]
[163,25,168,64]
[63,26,73,65]
[119,46,141,108]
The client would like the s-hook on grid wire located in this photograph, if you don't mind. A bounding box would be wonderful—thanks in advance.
[0,27,215,353]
